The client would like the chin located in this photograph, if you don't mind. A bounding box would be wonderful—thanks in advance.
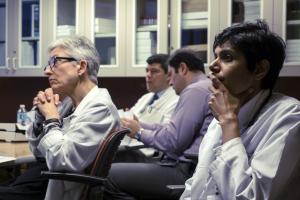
[50,85,62,94]
[147,86,154,92]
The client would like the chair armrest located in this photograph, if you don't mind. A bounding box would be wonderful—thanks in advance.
[15,155,36,165]
[166,184,186,198]
[119,144,148,151]
[166,184,186,190]
[183,152,198,162]
[41,171,106,186]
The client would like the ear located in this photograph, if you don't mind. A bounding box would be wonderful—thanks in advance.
[179,62,188,75]
[254,59,270,81]
[166,70,171,80]
[77,60,88,76]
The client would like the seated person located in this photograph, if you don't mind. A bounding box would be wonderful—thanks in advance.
[120,53,179,158]
[180,20,300,200]
[0,36,120,200]
[130,53,179,124]
[104,49,214,200]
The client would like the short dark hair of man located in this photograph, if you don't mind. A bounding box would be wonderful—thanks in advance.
[146,54,170,74]
[168,49,205,73]
[213,20,286,90]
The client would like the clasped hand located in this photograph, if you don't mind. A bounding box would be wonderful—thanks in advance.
[33,88,60,120]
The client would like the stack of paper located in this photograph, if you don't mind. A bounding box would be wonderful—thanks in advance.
[182,11,208,29]
[94,18,116,34]
[0,131,28,142]
[182,0,207,13]
[56,25,76,38]
[22,41,35,66]
[244,0,260,22]
[286,39,300,62]
[136,31,157,64]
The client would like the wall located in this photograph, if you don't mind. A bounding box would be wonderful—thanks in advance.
[0,77,147,123]
[0,76,299,123]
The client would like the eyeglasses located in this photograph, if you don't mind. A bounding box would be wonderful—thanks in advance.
[44,56,77,71]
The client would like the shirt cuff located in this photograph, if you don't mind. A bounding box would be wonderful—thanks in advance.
[139,128,155,145]
[210,137,246,171]
[37,129,62,156]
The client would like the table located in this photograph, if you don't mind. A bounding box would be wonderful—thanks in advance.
[0,142,35,166]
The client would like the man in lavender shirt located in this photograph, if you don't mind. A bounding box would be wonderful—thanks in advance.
[104,49,213,200]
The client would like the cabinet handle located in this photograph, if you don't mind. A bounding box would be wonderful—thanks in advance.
[12,57,17,70]
[6,57,11,70]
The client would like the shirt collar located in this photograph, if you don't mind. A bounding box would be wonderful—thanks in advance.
[238,89,271,132]
[190,73,207,84]
[73,86,98,115]
[155,86,171,98]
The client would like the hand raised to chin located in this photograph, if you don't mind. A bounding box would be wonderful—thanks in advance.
[208,73,240,123]
[34,88,60,120]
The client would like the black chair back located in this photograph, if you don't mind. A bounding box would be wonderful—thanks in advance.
[81,127,129,199]
[41,127,130,200]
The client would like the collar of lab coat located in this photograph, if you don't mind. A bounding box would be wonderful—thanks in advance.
[73,86,99,116]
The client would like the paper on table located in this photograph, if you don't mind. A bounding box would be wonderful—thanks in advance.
[118,109,134,119]
[0,156,16,164]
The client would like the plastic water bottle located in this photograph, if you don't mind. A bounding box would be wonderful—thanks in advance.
[17,104,28,125]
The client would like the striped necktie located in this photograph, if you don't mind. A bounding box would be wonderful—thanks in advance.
[148,93,159,105]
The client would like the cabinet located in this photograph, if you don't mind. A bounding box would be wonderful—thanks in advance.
[0,0,51,76]
[171,0,210,64]
[128,0,219,75]
[223,0,300,76]
[0,0,299,77]
[92,0,168,77]
[92,0,126,76]
[273,0,300,76]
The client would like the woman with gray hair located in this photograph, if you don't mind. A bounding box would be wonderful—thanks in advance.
[0,35,120,200]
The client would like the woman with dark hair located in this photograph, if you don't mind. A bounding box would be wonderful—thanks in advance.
[181,20,300,200]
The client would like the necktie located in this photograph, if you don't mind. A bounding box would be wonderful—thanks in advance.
[148,93,159,105]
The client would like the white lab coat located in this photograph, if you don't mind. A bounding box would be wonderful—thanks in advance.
[181,91,300,200]
[127,86,179,155]
[131,86,179,124]
[27,87,120,200]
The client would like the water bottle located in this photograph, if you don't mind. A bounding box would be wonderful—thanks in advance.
[17,104,28,125]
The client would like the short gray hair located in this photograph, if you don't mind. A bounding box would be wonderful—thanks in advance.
[48,35,100,84]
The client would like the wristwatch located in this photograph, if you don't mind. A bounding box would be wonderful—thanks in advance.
[134,128,144,141]
[42,118,62,133]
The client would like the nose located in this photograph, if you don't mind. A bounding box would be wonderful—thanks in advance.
[44,66,52,76]
[209,58,220,73]
[169,76,174,85]
[146,70,152,79]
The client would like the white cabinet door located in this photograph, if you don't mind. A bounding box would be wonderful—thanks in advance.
[86,0,125,77]
[273,0,300,76]
[170,0,220,69]
[225,0,300,76]
[55,0,76,39]
[0,0,49,77]
[126,0,168,76]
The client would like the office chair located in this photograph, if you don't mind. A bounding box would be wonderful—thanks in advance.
[166,152,198,198]
[41,127,130,200]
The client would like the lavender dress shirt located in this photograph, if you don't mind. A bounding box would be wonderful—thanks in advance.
[140,74,213,161]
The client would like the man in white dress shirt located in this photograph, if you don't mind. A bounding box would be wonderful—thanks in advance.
[180,20,300,200]
[118,54,179,159]
[131,53,179,124]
